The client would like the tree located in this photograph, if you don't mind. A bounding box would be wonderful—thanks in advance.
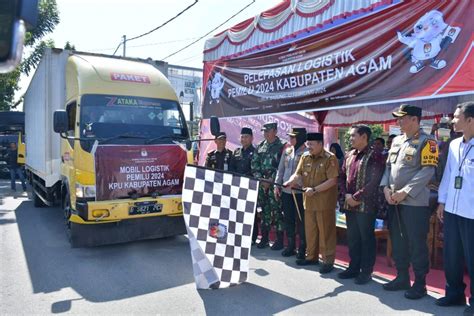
[0,0,59,111]
[64,41,76,51]
[344,124,384,150]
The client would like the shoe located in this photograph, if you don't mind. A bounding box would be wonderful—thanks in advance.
[296,259,319,266]
[410,60,425,73]
[319,263,334,274]
[383,274,410,291]
[464,305,474,316]
[337,269,359,279]
[257,231,269,249]
[271,232,284,251]
[281,247,296,257]
[436,296,466,307]
[430,58,446,70]
[354,273,372,285]
[404,285,427,300]
[281,236,296,257]
[296,250,306,260]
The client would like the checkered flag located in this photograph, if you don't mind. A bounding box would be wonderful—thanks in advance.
[182,165,259,289]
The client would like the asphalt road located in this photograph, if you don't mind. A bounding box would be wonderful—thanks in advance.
[0,179,465,315]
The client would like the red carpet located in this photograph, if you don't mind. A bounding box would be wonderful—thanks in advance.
[267,231,470,298]
[334,245,470,296]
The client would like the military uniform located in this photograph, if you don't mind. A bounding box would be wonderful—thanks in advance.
[295,148,339,265]
[380,104,439,297]
[251,123,285,247]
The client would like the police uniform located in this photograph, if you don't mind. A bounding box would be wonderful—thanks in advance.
[251,122,285,249]
[275,127,307,258]
[205,132,233,171]
[380,104,439,298]
[294,133,339,268]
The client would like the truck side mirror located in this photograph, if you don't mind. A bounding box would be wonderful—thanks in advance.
[210,116,220,136]
[53,110,69,133]
[0,0,39,73]
[185,140,192,151]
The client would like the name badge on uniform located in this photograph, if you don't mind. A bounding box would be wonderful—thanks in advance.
[405,147,416,155]
[454,176,463,189]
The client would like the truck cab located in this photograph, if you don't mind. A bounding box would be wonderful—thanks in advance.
[25,49,192,247]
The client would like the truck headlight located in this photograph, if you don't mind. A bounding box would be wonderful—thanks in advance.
[76,183,96,198]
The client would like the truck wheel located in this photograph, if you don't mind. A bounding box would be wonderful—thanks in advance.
[33,190,45,207]
[63,192,78,248]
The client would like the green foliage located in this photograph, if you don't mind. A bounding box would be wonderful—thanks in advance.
[21,39,55,76]
[64,41,76,51]
[0,69,20,111]
[344,124,384,150]
[0,0,59,110]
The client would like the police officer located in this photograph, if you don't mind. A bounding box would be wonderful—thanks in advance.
[230,127,258,243]
[205,132,233,171]
[275,127,307,259]
[285,133,339,274]
[251,122,285,249]
[380,104,438,299]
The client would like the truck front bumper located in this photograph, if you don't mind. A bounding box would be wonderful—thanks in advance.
[73,195,184,223]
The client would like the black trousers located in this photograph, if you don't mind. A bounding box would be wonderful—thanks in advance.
[443,211,474,305]
[387,204,431,283]
[346,210,377,274]
[252,212,259,242]
[281,192,305,248]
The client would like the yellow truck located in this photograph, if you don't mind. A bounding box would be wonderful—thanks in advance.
[24,48,194,247]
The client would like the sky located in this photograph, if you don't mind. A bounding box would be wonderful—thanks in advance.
[15,0,281,106]
[46,0,280,68]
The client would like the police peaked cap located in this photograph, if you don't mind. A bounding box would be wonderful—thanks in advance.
[215,132,227,139]
[392,104,422,118]
[287,127,307,137]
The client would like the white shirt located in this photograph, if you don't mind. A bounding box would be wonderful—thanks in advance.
[438,136,474,219]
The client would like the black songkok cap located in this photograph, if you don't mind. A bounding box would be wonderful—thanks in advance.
[241,127,253,136]
[306,132,323,141]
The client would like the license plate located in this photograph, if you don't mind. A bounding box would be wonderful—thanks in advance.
[129,202,163,215]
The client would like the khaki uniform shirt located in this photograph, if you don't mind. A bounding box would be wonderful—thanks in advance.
[295,150,339,210]
[380,129,438,207]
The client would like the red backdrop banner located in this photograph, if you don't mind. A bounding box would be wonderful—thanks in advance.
[202,1,473,118]
[95,145,187,201]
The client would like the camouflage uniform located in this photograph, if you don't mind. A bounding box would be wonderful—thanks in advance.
[251,136,285,233]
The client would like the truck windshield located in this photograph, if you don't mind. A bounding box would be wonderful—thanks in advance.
[79,94,188,151]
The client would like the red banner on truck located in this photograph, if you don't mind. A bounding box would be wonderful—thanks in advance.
[202,1,473,118]
[95,145,187,201]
